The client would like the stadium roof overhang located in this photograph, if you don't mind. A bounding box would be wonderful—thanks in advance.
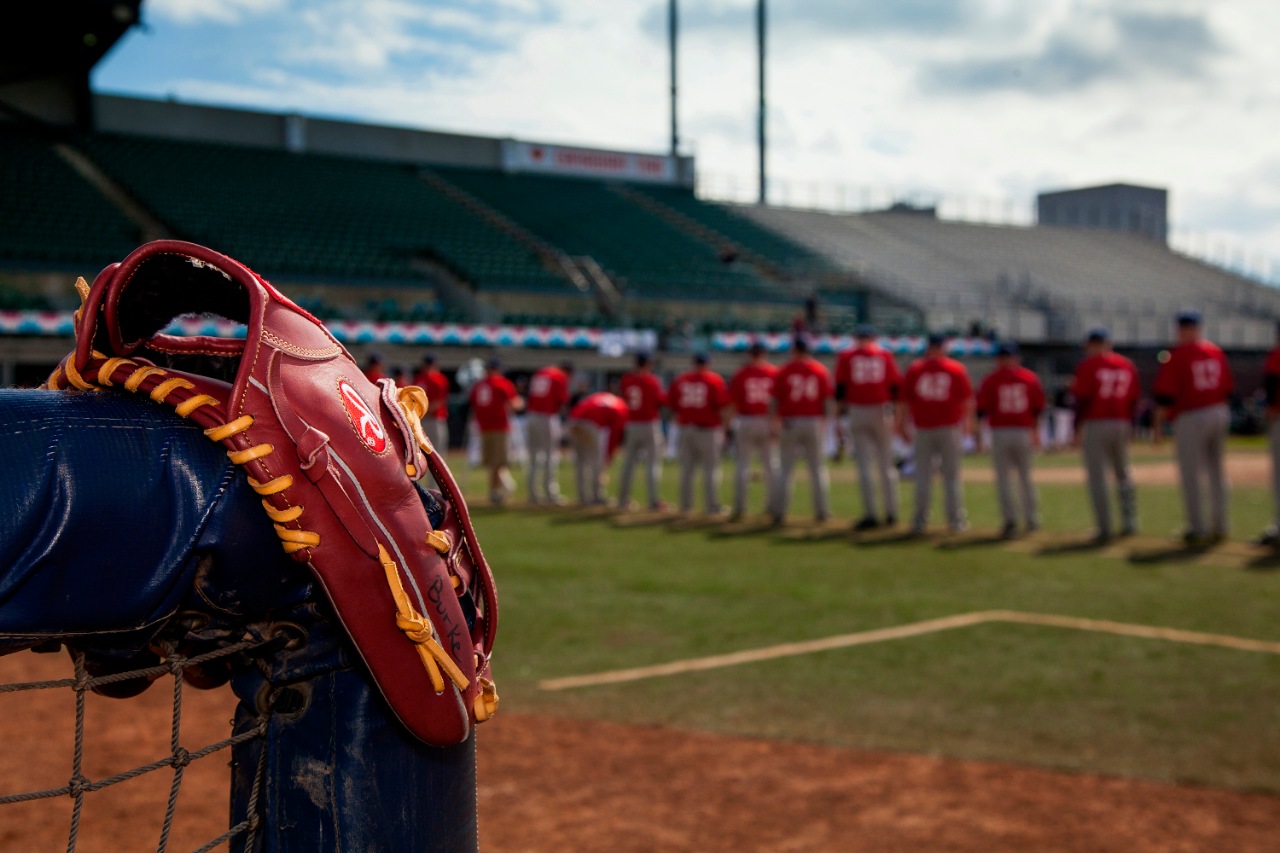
[0,0,140,84]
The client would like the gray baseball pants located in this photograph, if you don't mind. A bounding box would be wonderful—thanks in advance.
[848,404,899,520]
[420,418,449,489]
[1173,403,1230,537]
[913,425,965,530]
[1080,419,1136,536]
[991,427,1038,527]
[733,415,778,517]
[569,421,605,505]
[618,421,663,508]
[678,426,723,513]
[778,417,830,520]
[525,412,561,502]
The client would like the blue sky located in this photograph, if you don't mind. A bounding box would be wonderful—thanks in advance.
[94,0,1280,271]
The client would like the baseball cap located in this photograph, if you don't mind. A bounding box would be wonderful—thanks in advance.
[559,360,575,373]
[1086,327,1110,342]
[995,341,1020,357]
[855,324,877,339]
[748,339,766,355]
[926,331,947,347]
[693,351,710,366]
[486,357,503,371]
[1176,310,1202,327]
[792,334,811,353]
[422,351,437,365]
[635,351,652,367]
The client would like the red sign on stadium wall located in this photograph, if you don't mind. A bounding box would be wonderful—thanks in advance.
[501,140,678,184]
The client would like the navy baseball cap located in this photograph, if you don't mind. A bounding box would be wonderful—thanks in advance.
[926,331,947,347]
[792,334,811,352]
[635,351,652,366]
[560,360,575,373]
[1176,310,1202,327]
[422,351,437,365]
[855,324,877,338]
[1086,327,1110,342]
[486,357,503,371]
[693,351,710,365]
[995,341,1020,357]
[748,339,766,355]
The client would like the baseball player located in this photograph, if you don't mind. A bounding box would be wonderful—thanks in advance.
[1071,327,1140,543]
[836,324,902,530]
[728,341,780,520]
[362,352,385,384]
[771,335,834,525]
[1153,311,1234,544]
[976,341,1045,538]
[413,351,450,453]
[898,332,974,534]
[468,358,524,505]
[1257,323,1280,547]
[669,353,731,516]
[617,352,668,511]
[567,391,629,506]
[524,360,573,505]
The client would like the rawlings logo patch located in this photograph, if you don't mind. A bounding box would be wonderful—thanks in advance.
[339,379,388,453]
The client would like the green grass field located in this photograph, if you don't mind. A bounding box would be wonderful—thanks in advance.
[452,445,1280,792]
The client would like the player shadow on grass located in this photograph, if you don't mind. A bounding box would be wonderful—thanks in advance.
[934,532,1014,551]
[1244,551,1280,571]
[851,530,934,547]
[1126,542,1218,565]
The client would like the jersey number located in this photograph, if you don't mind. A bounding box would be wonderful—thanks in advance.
[530,375,551,397]
[625,385,644,411]
[1096,368,1131,400]
[851,356,885,384]
[475,384,493,407]
[1191,359,1221,392]
[998,384,1028,413]
[787,374,820,402]
[744,377,772,406]
[679,382,708,409]
[915,373,951,402]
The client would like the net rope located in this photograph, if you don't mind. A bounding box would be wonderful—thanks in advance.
[0,636,281,853]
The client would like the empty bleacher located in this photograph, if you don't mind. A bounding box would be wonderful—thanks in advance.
[0,128,139,269]
[435,168,783,303]
[739,206,1280,346]
[77,133,574,296]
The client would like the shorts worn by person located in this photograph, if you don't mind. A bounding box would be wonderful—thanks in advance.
[836,325,902,530]
[1153,311,1234,544]
[899,333,974,534]
[524,361,573,505]
[568,391,628,506]
[617,352,668,511]
[976,341,1045,539]
[413,352,451,487]
[771,336,834,524]
[469,360,522,505]
[1071,327,1140,543]
[728,342,780,520]
[669,353,731,516]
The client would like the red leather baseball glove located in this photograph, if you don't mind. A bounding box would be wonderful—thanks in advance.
[45,240,498,747]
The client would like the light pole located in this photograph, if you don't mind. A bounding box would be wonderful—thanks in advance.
[757,0,767,205]
[669,0,678,157]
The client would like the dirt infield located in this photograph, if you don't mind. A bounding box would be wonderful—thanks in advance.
[964,450,1269,487]
[4,652,1280,852]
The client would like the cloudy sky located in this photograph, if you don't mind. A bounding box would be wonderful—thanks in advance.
[94,0,1280,272]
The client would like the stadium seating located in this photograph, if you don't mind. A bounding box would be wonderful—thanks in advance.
[0,128,139,269]
[76,134,575,295]
[435,168,784,303]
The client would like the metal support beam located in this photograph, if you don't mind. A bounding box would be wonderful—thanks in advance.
[757,0,767,205]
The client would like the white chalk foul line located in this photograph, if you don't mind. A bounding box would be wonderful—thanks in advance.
[538,609,1280,691]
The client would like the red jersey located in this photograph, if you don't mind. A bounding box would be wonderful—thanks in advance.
[729,361,779,416]
[363,364,385,384]
[413,367,450,421]
[469,374,517,432]
[902,356,973,429]
[1071,353,1139,422]
[570,392,629,459]
[1153,339,1234,419]
[773,357,834,418]
[835,344,901,406]
[669,368,730,427]
[1263,345,1280,414]
[619,371,666,422]
[977,365,1046,429]
[526,366,570,415]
